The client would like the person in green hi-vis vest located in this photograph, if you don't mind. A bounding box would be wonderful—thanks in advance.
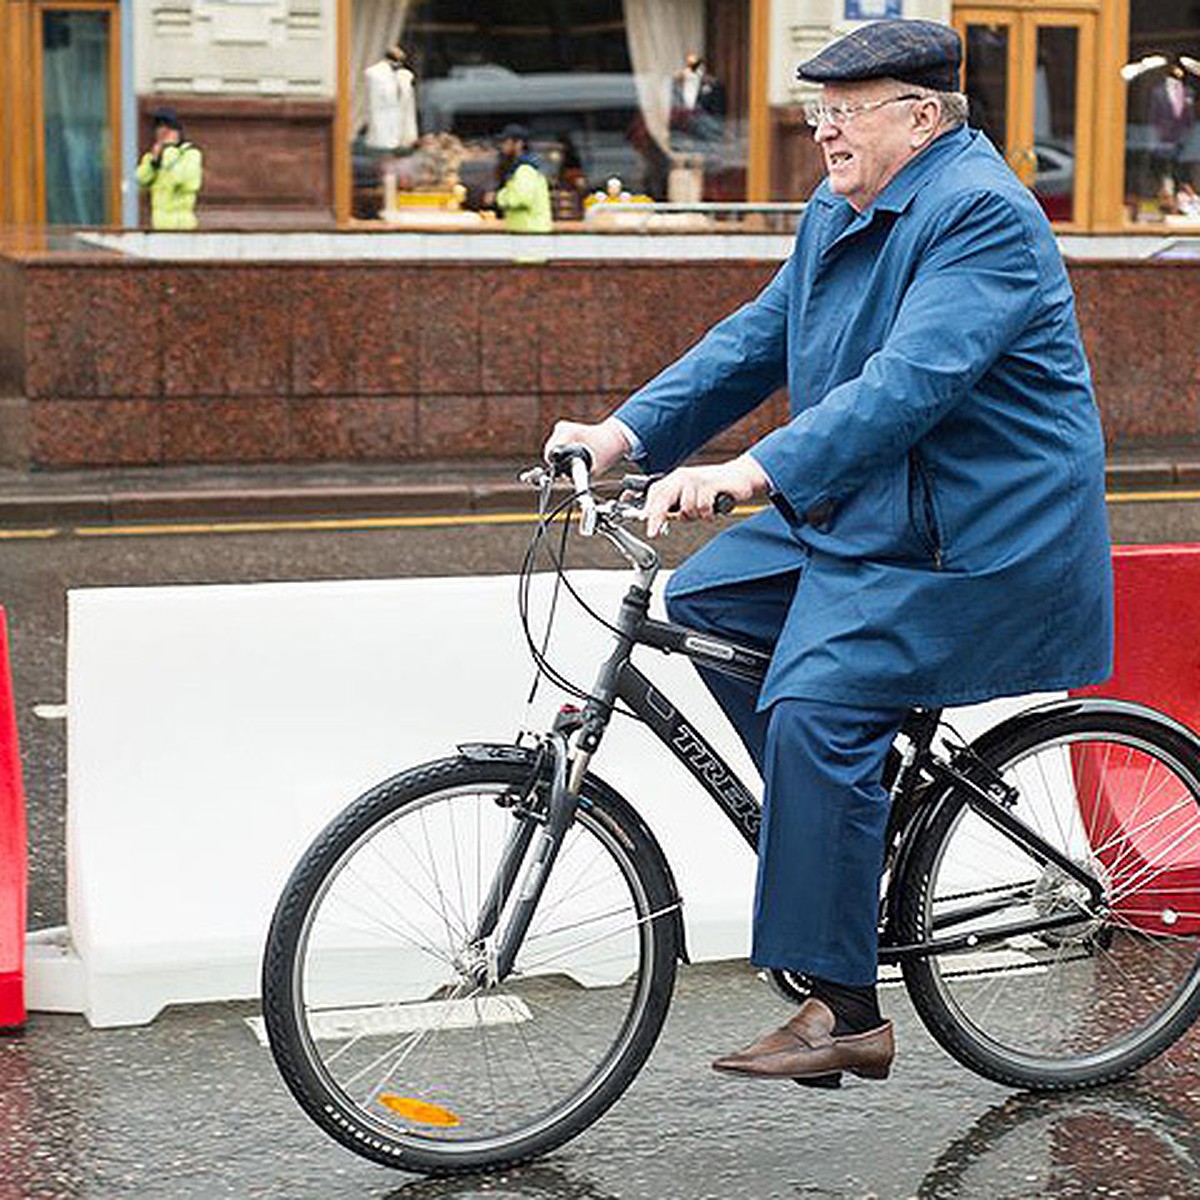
[135,107,203,231]
[489,124,552,233]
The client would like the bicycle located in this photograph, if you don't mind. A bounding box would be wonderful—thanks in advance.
[261,446,1200,1175]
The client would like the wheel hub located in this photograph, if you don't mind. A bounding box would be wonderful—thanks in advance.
[1031,858,1109,946]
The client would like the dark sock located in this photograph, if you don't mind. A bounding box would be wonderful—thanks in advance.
[808,976,882,1037]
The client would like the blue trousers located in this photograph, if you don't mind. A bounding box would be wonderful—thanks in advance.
[666,571,907,987]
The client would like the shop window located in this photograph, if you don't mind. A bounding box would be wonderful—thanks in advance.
[350,0,749,220]
[1124,2,1200,226]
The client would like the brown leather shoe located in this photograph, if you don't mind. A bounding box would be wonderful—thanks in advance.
[712,997,894,1085]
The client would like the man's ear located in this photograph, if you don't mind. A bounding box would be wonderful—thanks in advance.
[910,98,941,149]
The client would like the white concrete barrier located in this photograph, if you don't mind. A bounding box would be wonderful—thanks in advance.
[27,571,1054,1027]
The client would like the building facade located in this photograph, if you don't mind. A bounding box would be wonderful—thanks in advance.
[1,0,1198,233]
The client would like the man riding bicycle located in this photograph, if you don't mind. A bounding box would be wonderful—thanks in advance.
[545,19,1113,1086]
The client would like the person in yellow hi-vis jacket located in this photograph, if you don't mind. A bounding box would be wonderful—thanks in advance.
[136,107,203,230]
[488,124,552,233]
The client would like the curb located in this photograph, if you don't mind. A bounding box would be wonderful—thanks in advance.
[0,459,1196,527]
[0,481,536,527]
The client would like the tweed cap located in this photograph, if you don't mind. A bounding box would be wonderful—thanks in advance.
[797,19,962,92]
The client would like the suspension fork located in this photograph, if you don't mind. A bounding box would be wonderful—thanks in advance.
[467,745,553,954]
[468,712,601,985]
[473,578,642,985]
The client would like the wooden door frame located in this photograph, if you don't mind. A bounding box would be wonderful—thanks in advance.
[955,3,1098,232]
[747,0,769,201]
[954,7,1022,175]
[1019,7,1096,231]
[1,0,36,226]
[334,0,349,223]
[32,0,122,226]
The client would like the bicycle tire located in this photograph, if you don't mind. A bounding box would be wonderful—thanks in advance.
[899,704,1200,1090]
[261,753,680,1174]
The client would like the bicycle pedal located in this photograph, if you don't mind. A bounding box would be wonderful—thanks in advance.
[792,1072,842,1089]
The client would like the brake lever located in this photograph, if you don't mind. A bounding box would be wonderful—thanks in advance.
[618,473,735,517]
[518,465,556,516]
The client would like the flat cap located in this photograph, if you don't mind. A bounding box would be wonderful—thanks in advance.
[797,19,962,92]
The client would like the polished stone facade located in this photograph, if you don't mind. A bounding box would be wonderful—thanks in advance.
[0,253,1194,470]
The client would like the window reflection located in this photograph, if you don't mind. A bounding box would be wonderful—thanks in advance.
[349,0,750,222]
[1125,2,1200,226]
[1033,26,1077,225]
[963,23,1009,154]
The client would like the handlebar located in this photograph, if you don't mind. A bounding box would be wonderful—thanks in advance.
[524,445,736,539]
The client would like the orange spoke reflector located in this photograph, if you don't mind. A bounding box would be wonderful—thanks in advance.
[377,1094,462,1127]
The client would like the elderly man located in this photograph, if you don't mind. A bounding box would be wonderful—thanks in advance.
[544,19,1111,1084]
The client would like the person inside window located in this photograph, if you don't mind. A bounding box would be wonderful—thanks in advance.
[486,124,552,234]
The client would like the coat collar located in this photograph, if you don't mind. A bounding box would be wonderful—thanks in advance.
[810,123,974,216]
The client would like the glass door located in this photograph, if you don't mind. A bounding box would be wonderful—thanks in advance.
[35,3,120,225]
[956,7,1096,228]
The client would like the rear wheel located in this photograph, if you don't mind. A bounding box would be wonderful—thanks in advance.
[261,754,680,1174]
[900,706,1200,1089]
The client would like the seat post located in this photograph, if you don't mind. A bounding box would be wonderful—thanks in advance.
[901,708,942,757]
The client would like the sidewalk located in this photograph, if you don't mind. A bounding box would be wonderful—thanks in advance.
[0,460,535,526]
[0,446,1198,526]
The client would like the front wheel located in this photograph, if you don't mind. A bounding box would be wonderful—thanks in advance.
[261,753,681,1174]
[900,705,1200,1090]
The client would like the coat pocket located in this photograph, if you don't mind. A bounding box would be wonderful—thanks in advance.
[908,450,944,569]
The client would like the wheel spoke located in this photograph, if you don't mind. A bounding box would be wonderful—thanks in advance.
[264,764,676,1167]
[906,721,1200,1088]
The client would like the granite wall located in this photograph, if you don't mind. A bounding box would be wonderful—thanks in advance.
[0,260,28,466]
[0,255,1195,470]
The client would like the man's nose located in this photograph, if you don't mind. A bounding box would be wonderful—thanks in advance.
[814,121,839,144]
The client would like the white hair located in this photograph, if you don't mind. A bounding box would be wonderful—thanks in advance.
[911,88,970,130]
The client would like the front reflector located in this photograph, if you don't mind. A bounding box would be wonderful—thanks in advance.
[378,1094,462,1126]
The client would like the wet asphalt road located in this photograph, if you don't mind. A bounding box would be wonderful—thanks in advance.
[4,960,1200,1199]
[2,496,1200,1198]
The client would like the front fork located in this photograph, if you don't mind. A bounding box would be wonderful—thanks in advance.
[467,707,597,985]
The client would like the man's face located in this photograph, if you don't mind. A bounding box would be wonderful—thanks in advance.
[500,137,521,159]
[155,122,180,145]
[813,80,936,211]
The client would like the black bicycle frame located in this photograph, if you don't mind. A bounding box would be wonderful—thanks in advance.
[569,580,1106,966]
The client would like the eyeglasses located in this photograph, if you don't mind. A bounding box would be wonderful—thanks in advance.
[803,93,925,129]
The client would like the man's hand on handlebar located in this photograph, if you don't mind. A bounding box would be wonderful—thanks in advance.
[643,455,770,539]
[543,418,631,479]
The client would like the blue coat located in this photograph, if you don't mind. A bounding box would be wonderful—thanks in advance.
[615,126,1113,710]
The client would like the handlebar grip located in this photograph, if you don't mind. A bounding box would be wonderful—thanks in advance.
[714,492,736,516]
[548,443,593,475]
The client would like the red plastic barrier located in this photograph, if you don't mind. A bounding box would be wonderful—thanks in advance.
[0,607,26,1029]
[1070,546,1200,936]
